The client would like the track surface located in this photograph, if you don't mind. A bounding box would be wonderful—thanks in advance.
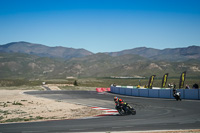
[1,90,200,133]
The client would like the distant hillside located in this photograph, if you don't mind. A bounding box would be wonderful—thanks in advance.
[0,53,67,79]
[0,42,93,60]
[107,46,200,61]
[64,53,200,78]
[1,52,200,79]
[0,42,200,79]
[107,47,160,58]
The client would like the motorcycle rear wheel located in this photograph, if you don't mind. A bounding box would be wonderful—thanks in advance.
[127,107,136,115]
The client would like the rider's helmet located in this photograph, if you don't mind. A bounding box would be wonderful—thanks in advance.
[114,97,118,101]
[119,99,123,103]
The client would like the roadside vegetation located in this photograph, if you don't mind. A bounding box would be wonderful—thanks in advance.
[60,77,199,89]
[0,77,199,90]
[0,100,45,123]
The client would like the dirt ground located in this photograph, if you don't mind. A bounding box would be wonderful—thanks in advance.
[0,85,199,132]
[42,84,73,90]
[0,89,103,123]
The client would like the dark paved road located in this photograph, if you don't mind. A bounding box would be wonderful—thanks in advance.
[0,90,200,133]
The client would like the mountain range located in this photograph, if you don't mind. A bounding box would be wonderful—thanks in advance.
[0,42,93,60]
[107,46,200,61]
[1,41,200,61]
[0,41,200,79]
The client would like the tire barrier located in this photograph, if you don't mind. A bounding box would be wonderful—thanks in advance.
[110,86,200,100]
[96,88,111,92]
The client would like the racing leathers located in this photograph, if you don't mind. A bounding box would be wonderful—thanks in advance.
[119,100,131,113]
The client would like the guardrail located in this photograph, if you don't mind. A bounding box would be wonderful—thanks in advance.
[110,86,200,100]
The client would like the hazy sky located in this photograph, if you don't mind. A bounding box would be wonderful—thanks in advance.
[0,0,200,53]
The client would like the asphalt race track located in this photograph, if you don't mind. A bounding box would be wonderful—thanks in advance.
[1,90,200,133]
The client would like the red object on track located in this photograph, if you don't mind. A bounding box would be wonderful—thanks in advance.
[96,88,111,92]
[96,88,103,92]
[107,88,111,92]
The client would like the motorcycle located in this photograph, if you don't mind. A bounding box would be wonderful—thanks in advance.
[116,105,136,115]
[174,92,181,101]
[116,105,125,115]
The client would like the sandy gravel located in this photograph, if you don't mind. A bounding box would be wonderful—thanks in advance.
[42,84,74,90]
[0,90,103,123]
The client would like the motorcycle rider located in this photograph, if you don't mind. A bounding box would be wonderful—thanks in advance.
[115,98,136,115]
[118,99,131,113]
[173,88,181,101]
[114,97,120,110]
[173,88,177,97]
[114,97,119,106]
